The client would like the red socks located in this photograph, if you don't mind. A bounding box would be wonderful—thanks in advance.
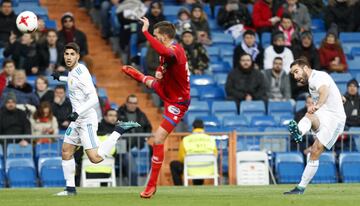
[147,144,164,187]
[121,65,145,83]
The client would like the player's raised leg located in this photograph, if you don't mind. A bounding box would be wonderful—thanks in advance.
[56,142,77,196]
[121,65,155,87]
[284,113,322,195]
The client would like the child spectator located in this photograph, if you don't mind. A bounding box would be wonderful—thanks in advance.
[274,13,300,47]
[30,101,58,144]
[180,30,209,75]
[277,0,311,32]
[34,75,54,103]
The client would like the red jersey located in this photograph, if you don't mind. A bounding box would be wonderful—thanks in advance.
[143,31,190,104]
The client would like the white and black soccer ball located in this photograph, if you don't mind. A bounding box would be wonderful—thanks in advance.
[16,11,38,33]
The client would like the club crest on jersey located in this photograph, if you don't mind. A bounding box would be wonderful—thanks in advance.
[168,105,180,115]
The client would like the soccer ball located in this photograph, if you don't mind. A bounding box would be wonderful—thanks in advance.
[16,11,38,33]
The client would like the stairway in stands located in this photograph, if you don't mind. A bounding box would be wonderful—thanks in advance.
[40,0,162,130]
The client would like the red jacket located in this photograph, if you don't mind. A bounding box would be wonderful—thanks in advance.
[0,71,7,98]
[319,43,348,71]
[253,0,273,29]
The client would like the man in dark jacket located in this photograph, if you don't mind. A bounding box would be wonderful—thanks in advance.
[262,57,291,101]
[217,0,252,29]
[0,92,31,145]
[37,29,64,75]
[292,31,320,70]
[117,94,152,149]
[225,53,267,108]
[0,0,18,48]
[51,85,72,130]
[57,12,88,57]
[324,0,353,32]
[98,109,118,136]
[343,79,360,128]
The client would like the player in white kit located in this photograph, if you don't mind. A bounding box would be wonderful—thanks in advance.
[51,43,141,196]
[284,59,346,195]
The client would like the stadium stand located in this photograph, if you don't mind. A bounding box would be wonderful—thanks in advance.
[339,152,360,183]
[275,152,304,184]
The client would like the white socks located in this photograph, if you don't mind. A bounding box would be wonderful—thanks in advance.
[97,131,121,159]
[298,159,319,188]
[62,158,75,187]
[298,116,312,136]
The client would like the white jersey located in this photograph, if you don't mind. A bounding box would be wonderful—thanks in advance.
[308,70,346,119]
[67,63,99,119]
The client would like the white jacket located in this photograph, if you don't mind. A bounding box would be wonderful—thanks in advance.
[263,45,294,74]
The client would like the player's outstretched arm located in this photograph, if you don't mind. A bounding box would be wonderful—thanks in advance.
[139,17,174,58]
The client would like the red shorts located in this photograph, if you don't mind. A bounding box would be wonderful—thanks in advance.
[151,80,190,133]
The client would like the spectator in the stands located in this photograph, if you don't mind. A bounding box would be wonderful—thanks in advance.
[191,3,212,45]
[175,7,193,38]
[0,59,15,97]
[274,13,300,47]
[299,0,323,18]
[3,33,39,75]
[0,0,18,48]
[319,26,348,73]
[33,18,47,45]
[34,75,54,104]
[180,29,209,75]
[263,31,294,73]
[343,79,360,128]
[350,0,360,31]
[37,29,64,75]
[98,109,118,135]
[233,30,263,69]
[291,31,320,69]
[217,0,253,30]
[117,94,152,149]
[225,53,267,108]
[252,0,281,34]
[276,0,311,32]
[51,85,72,130]
[170,119,217,186]
[324,0,355,32]
[30,101,58,144]
[0,92,31,146]
[0,70,39,107]
[263,57,292,101]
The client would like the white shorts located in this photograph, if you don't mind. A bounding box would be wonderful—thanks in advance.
[63,114,99,150]
[314,109,345,150]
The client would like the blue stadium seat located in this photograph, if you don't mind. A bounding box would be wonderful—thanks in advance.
[236,127,262,151]
[279,113,294,126]
[110,5,120,35]
[260,127,289,152]
[337,83,347,95]
[222,115,249,129]
[0,160,4,188]
[163,5,182,16]
[206,46,220,61]
[195,116,221,129]
[199,86,225,101]
[276,152,304,183]
[348,58,360,71]
[250,115,277,129]
[330,73,353,84]
[267,101,294,122]
[130,146,150,176]
[6,158,37,187]
[190,87,200,100]
[340,33,360,43]
[190,75,216,87]
[211,32,234,46]
[210,61,231,74]
[27,75,37,86]
[311,152,337,183]
[349,127,360,152]
[38,157,65,187]
[35,143,61,160]
[339,152,360,183]
[220,46,235,58]
[313,32,326,47]
[311,18,325,32]
[98,88,108,100]
[44,19,56,29]
[351,47,360,57]
[186,101,210,124]
[261,32,271,48]
[211,101,237,120]
[110,102,118,109]
[0,144,3,159]
[7,143,33,159]
[13,6,49,20]
[208,19,221,31]
[240,100,266,121]
[214,73,228,86]
[295,100,305,112]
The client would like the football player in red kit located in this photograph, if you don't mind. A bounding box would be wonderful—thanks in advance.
[121,17,190,198]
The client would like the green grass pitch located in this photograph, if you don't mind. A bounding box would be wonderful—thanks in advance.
[0,184,359,206]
